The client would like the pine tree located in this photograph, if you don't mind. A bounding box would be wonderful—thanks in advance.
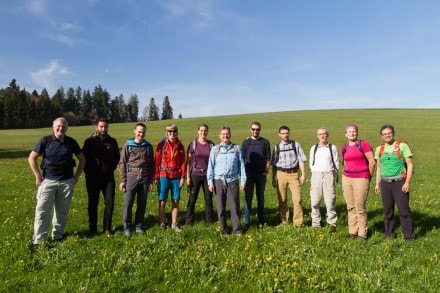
[161,96,173,120]
[147,97,159,121]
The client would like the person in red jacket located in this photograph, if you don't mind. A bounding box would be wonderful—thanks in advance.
[155,124,186,232]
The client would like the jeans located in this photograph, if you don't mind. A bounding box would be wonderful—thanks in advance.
[86,173,116,232]
[243,173,266,225]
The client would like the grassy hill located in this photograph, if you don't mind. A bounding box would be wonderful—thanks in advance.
[0,109,439,292]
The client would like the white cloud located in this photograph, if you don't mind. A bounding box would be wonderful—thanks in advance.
[25,0,48,15]
[31,60,72,92]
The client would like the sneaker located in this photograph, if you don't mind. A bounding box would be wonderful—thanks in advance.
[160,223,167,230]
[171,223,182,233]
[135,227,143,234]
[29,243,39,252]
[329,225,336,233]
[124,230,131,237]
[105,230,112,238]
[234,231,243,236]
[221,229,230,236]
[349,234,357,240]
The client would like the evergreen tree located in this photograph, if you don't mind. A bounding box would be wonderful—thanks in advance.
[161,96,173,120]
[65,87,80,115]
[81,89,94,124]
[147,97,159,121]
[92,85,110,119]
[128,94,139,122]
[51,87,66,118]
[109,95,122,123]
[39,88,53,127]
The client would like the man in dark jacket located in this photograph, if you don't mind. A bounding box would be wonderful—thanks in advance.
[82,118,120,236]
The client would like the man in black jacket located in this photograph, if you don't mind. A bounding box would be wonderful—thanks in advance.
[82,118,120,236]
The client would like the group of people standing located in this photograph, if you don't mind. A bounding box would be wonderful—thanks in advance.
[28,117,415,249]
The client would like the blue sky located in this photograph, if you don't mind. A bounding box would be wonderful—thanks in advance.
[1,0,439,118]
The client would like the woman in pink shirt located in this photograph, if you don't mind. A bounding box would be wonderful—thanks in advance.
[341,124,375,241]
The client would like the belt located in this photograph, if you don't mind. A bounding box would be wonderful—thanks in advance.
[277,167,298,173]
[381,176,404,183]
[192,168,206,173]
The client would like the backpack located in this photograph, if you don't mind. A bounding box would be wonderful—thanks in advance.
[125,139,152,172]
[40,135,76,170]
[39,135,53,170]
[378,141,411,178]
[341,139,367,164]
[312,143,338,171]
[188,139,215,156]
[242,137,269,163]
[159,138,184,170]
[272,140,297,165]
[213,144,239,161]
[188,139,215,170]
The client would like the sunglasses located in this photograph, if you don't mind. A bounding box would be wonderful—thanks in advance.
[167,130,177,134]
[251,128,260,131]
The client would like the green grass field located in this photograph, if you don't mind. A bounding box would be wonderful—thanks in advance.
[0,109,439,292]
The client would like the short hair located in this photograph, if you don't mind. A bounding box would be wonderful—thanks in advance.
[96,117,109,125]
[380,124,394,134]
[317,127,329,135]
[345,124,358,133]
[53,117,68,127]
[135,122,147,130]
[198,123,209,130]
[250,121,261,128]
[219,125,231,133]
[278,125,290,133]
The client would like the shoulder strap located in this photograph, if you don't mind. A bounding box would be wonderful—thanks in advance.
[329,143,337,170]
[291,140,297,158]
[378,143,386,159]
[40,135,53,170]
[312,144,319,166]
[394,141,402,160]
[243,138,252,162]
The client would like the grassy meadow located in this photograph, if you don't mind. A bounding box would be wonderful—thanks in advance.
[0,108,439,292]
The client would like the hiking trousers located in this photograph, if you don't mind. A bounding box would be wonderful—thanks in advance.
[380,179,415,240]
[86,173,116,232]
[341,175,370,238]
[276,170,303,227]
[33,178,74,244]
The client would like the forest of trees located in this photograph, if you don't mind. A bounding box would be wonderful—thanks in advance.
[0,79,176,129]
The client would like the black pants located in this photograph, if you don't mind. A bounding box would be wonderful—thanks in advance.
[86,174,116,232]
[381,179,415,240]
[185,173,214,225]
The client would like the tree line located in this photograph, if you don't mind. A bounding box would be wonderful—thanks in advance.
[0,79,176,129]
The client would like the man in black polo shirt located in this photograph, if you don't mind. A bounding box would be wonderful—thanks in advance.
[28,117,85,249]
